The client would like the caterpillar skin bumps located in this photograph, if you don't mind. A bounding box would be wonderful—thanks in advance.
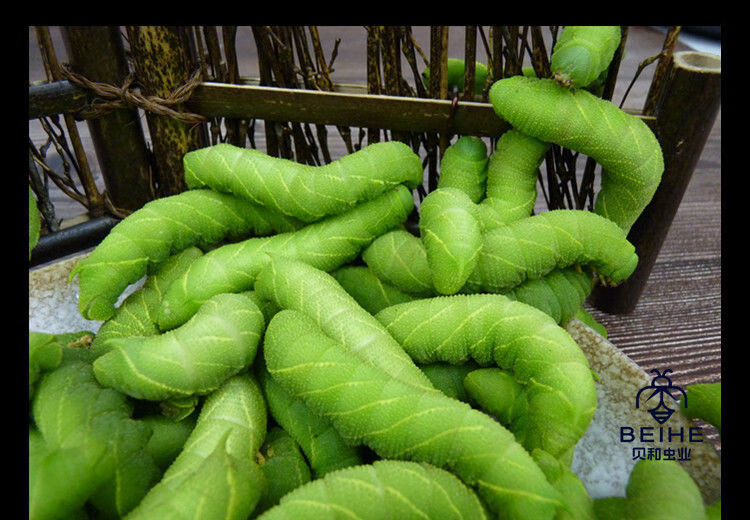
[157,186,415,330]
[183,141,423,223]
[550,26,622,88]
[263,309,564,520]
[93,292,265,402]
[125,375,267,520]
[489,76,664,233]
[90,247,204,358]
[70,189,302,321]
[592,459,708,520]
[423,133,549,293]
[466,209,638,293]
[375,294,597,458]
[257,460,489,520]
[254,256,434,392]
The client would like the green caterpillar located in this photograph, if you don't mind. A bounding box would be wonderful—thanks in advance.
[375,293,597,458]
[330,265,417,315]
[257,460,489,520]
[463,367,527,431]
[183,141,423,223]
[680,382,721,434]
[29,332,63,400]
[423,132,548,294]
[126,374,267,520]
[532,449,595,520]
[29,185,41,259]
[93,292,265,401]
[437,135,489,203]
[465,209,638,293]
[90,246,204,357]
[422,58,489,97]
[362,228,434,296]
[157,186,414,330]
[263,308,564,520]
[258,365,366,477]
[550,26,621,89]
[489,75,664,233]
[70,189,303,321]
[592,459,708,520]
[30,359,159,519]
[361,227,595,324]
[254,256,434,392]
[419,187,483,294]
[140,414,197,472]
[419,362,480,402]
[254,427,312,515]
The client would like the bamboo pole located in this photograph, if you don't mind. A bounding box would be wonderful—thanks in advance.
[125,25,203,197]
[590,51,721,314]
[61,26,153,212]
[34,26,105,217]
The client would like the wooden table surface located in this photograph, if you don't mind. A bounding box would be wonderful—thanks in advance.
[29,25,721,402]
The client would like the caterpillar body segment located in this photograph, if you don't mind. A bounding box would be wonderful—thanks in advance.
[157,186,415,330]
[183,141,423,222]
[375,293,597,458]
[263,308,565,520]
[489,76,664,233]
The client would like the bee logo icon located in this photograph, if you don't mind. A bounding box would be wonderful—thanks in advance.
[635,369,687,424]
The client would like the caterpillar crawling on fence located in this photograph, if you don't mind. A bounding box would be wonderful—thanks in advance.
[550,26,622,88]
[69,189,303,321]
[375,293,597,459]
[263,308,565,520]
[93,291,265,402]
[489,75,664,233]
[157,186,414,330]
[257,460,489,520]
[183,140,423,223]
[422,58,489,97]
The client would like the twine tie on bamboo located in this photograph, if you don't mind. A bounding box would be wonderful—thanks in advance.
[58,63,207,127]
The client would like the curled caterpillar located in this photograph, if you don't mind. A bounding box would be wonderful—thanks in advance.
[69,189,303,321]
[257,460,489,520]
[157,186,414,330]
[93,292,265,401]
[183,140,423,223]
[263,308,564,520]
[423,132,548,294]
[375,293,597,458]
[360,228,595,324]
[90,246,204,357]
[31,360,159,519]
[489,75,664,233]
[254,256,434,392]
[550,26,621,88]
[126,375,267,520]
[465,209,638,292]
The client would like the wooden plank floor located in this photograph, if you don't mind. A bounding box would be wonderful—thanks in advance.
[29,26,721,398]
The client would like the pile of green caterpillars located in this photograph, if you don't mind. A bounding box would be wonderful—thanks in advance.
[29,26,721,520]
